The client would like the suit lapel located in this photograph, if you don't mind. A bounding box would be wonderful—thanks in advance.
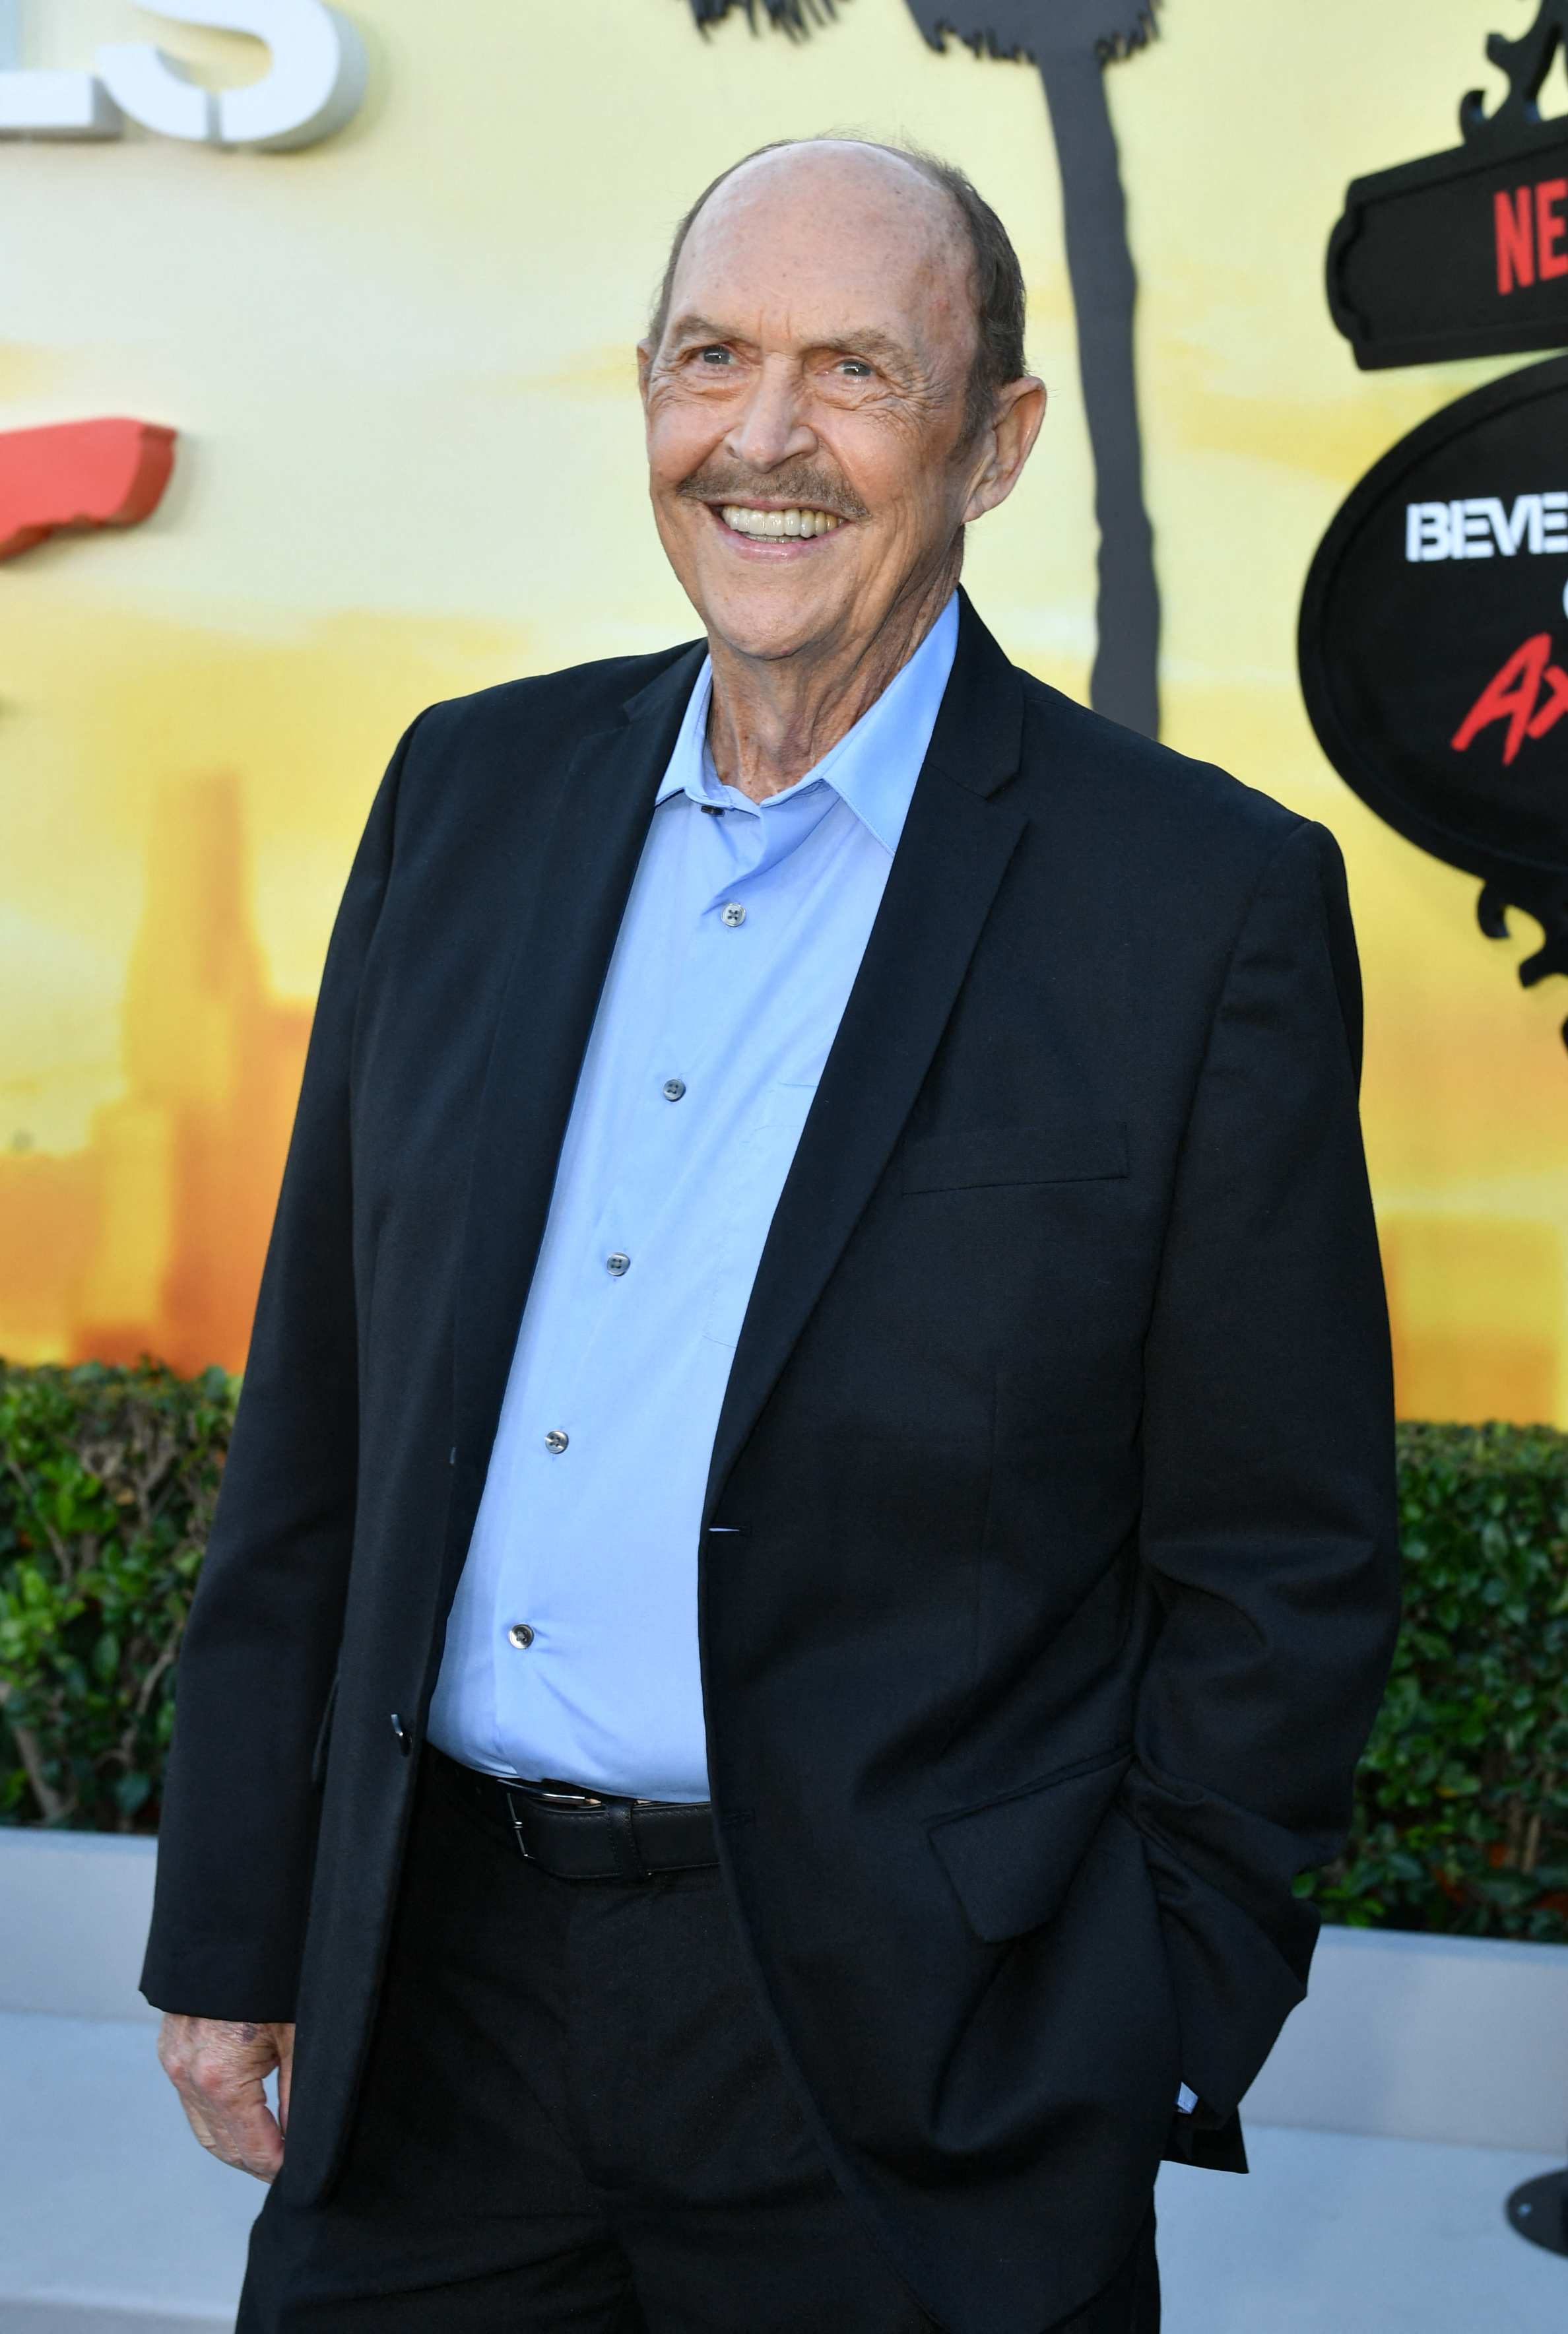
[451,646,704,1490]
[705,595,1028,1512]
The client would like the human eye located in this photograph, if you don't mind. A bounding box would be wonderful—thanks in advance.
[694,345,735,367]
[833,356,875,379]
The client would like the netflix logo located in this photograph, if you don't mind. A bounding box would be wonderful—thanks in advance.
[1328,67,1568,372]
[1495,178,1568,294]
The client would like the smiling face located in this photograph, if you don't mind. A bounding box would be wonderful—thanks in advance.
[639,143,1037,673]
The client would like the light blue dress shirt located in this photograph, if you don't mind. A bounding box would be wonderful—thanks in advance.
[427,594,959,1801]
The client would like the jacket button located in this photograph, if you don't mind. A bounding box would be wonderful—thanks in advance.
[390,1712,411,1754]
[507,1622,536,1650]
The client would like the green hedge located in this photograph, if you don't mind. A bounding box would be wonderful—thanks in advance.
[1299,1420,1568,1941]
[3,1368,1567,1940]
[0,1360,235,1830]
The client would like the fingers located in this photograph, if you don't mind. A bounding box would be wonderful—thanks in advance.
[157,2014,296,2183]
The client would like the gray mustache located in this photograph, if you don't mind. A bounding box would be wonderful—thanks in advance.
[676,464,868,522]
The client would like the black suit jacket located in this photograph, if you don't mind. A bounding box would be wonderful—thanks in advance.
[143,592,1399,2334]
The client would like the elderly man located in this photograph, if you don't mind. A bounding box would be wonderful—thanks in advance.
[145,139,1398,2334]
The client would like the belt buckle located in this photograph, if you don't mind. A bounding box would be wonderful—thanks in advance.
[533,1778,608,1804]
[500,1776,606,1867]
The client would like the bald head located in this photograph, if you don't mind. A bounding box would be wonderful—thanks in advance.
[636,133,1044,719]
[649,137,1026,446]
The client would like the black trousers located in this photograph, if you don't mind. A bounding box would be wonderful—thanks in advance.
[241,1752,1159,2333]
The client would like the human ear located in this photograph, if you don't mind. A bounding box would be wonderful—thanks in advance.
[962,377,1047,523]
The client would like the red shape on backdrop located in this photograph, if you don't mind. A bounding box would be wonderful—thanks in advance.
[0,418,176,561]
[1529,661,1568,741]
[1451,634,1554,764]
[1496,185,1536,294]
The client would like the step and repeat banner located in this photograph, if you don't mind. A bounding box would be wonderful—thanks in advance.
[2,0,1567,1421]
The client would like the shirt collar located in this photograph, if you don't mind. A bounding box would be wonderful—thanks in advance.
[653,592,959,856]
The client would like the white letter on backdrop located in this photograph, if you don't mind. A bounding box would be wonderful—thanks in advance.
[0,0,123,139]
[97,1,366,150]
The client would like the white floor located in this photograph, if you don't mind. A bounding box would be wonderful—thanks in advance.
[0,2014,251,2332]
[1158,2124,1566,2333]
[1,2011,1565,2332]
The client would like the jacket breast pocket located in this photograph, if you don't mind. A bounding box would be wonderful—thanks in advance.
[902,1124,1128,1196]
[929,1745,1134,1943]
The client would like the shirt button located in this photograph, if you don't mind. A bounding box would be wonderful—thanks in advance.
[721,901,746,927]
[662,1078,686,1102]
[507,1622,535,1650]
[606,1251,631,1277]
[544,1428,569,1453]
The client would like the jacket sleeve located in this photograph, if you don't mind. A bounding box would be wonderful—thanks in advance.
[139,719,419,2021]
[1123,816,1400,2121]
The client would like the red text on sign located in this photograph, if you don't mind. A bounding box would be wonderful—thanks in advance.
[1453,635,1568,764]
[1495,178,1568,292]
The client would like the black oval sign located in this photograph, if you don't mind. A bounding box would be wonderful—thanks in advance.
[1299,353,1568,999]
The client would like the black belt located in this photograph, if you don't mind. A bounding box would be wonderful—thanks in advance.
[431,1746,718,1881]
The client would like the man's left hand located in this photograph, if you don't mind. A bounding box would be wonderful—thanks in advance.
[156,2013,295,2182]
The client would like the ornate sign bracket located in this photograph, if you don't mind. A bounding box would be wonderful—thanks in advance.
[1460,0,1568,152]
[1307,7,1568,1047]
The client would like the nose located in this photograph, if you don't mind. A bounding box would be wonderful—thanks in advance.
[724,354,817,477]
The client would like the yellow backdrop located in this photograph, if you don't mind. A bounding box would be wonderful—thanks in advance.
[2,0,1563,1418]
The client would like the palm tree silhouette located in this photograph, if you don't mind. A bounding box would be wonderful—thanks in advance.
[683,1,1161,738]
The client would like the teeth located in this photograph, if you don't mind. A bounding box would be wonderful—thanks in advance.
[720,505,844,540]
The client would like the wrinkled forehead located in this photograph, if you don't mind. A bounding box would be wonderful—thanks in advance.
[669,144,974,348]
